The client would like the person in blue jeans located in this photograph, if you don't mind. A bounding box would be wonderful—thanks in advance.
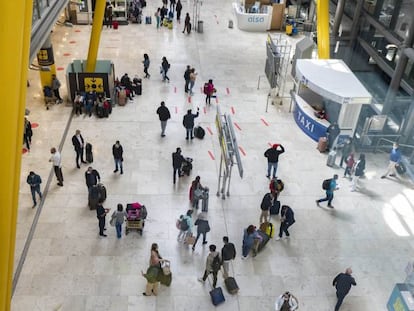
[241,225,262,259]
[111,204,127,238]
[316,174,338,208]
[26,171,42,208]
[264,144,285,178]
[112,140,124,174]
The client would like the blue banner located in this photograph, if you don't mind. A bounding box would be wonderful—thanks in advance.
[293,98,328,142]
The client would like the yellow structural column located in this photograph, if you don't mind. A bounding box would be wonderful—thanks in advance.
[317,0,330,59]
[0,0,33,310]
[86,0,107,72]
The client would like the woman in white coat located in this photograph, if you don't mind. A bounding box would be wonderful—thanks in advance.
[275,291,298,311]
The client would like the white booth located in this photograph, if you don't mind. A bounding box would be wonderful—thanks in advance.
[292,59,372,142]
[232,2,273,31]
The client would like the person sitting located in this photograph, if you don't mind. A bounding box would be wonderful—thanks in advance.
[315,109,326,119]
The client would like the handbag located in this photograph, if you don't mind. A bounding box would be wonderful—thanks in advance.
[185,233,196,245]
[110,212,116,226]
[161,260,171,275]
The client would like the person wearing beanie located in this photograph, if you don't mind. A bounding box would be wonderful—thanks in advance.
[264,143,285,178]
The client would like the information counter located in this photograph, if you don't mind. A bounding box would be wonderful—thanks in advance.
[233,3,273,31]
[388,283,414,311]
[292,59,372,142]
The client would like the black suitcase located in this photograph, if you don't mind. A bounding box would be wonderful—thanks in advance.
[396,162,406,175]
[85,143,93,163]
[89,185,99,210]
[96,106,105,118]
[210,287,225,306]
[97,183,107,202]
[270,200,280,215]
[257,230,270,252]
[224,277,239,294]
[194,126,205,139]
[145,16,152,24]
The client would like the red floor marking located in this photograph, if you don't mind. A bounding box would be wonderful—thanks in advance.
[175,106,178,114]
[63,53,71,56]
[104,47,118,49]
[188,96,191,103]
[239,146,246,156]
[69,40,76,44]
[234,122,241,131]
[208,151,215,160]
[207,127,213,135]
[231,106,235,114]
[57,67,64,71]
[268,142,272,147]
[200,87,203,93]
[215,97,219,104]
[203,107,207,114]
[75,29,81,32]
[31,123,39,128]
[261,118,269,126]
[174,86,177,93]
[22,148,28,154]
[226,87,230,95]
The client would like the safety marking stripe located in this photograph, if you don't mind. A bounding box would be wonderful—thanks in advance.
[63,53,71,56]
[188,96,191,103]
[226,88,230,95]
[231,106,235,114]
[174,86,177,93]
[75,29,81,32]
[239,146,246,156]
[31,123,39,128]
[268,142,272,147]
[234,122,241,131]
[175,106,178,114]
[215,97,219,104]
[69,41,76,44]
[261,118,269,126]
[207,127,213,135]
[57,67,64,71]
[22,148,28,154]
[208,151,215,160]
[203,107,207,114]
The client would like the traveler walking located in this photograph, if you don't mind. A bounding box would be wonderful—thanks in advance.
[49,147,64,186]
[156,101,171,137]
[71,129,86,169]
[23,117,33,151]
[189,176,206,208]
[177,210,193,242]
[188,68,197,95]
[381,142,402,179]
[112,140,124,174]
[204,79,215,105]
[332,268,356,311]
[264,143,285,178]
[143,53,151,78]
[260,192,273,224]
[182,108,199,140]
[192,212,210,251]
[351,154,365,192]
[198,244,221,288]
[110,203,127,239]
[338,138,353,167]
[316,174,339,208]
[142,243,166,296]
[176,0,182,22]
[275,205,295,240]
[26,171,42,208]
[155,8,161,28]
[343,153,354,178]
[172,147,185,184]
[161,57,170,82]
[51,74,63,103]
[183,13,191,34]
[221,236,236,278]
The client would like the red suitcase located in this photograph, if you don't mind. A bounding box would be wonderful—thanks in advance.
[317,137,327,153]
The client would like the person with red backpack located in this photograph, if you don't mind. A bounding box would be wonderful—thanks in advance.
[204,79,216,105]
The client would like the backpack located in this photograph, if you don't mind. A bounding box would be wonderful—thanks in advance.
[272,179,284,192]
[203,83,209,95]
[180,218,189,231]
[322,178,332,190]
[212,254,221,272]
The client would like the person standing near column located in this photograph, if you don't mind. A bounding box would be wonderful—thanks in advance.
[221,236,236,279]
[112,140,124,174]
[182,108,199,140]
[156,101,171,137]
[49,147,64,186]
[381,142,402,179]
[71,129,86,169]
[275,205,295,241]
[264,143,285,179]
[96,203,110,237]
[172,147,185,184]
[51,74,63,103]
[332,268,356,311]
[176,0,182,22]
[26,171,42,208]
[316,174,339,208]
[351,154,365,192]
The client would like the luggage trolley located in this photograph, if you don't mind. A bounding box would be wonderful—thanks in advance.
[125,202,148,235]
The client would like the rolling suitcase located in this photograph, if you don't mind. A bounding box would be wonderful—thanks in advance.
[118,89,127,106]
[210,287,225,306]
[112,21,119,29]
[396,162,406,175]
[85,143,93,163]
[194,126,205,139]
[145,16,152,24]
[317,137,327,153]
[89,186,99,210]
[228,20,233,28]
[326,149,337,167]
[97,183,107,202]
[224,277,239,294]
[270,200,280,215]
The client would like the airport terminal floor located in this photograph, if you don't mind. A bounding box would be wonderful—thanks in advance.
[11,1,414,310]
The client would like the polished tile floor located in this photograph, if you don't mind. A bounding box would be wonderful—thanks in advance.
[12,1,414,310]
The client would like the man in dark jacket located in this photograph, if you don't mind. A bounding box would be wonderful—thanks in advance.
[260,192,273,223]
[156,101,171,137]
[264,144,285,178]
[326,122,340,150]
[85,166,101,190]
[27,171,42,208]
[183,65,191,93]
[112,140,124,174]
[182,108,199,140]
[332,268,356,311]
[72,129,86,168]
[192,212,210,251]
[172,147,185,184]
[96,203,110,237]
[275,205,295,240]
[221,236,236,278]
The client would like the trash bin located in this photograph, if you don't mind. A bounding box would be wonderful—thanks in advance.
[198,20,203,33]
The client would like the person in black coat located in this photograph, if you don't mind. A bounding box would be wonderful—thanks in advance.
[112,140,124,174]
[264,144,285,178]
[333,268,356,311]
[172,147,185,184]
[156,101,171,137]
[183,65,191,93]
[176,0,182,22]
[351,153,365,192]
[161,57,170,82]
[276,205,295,240]
[326,122,340,150]
[71,129,86,168]
[23,117,33,151]
[85,166,101,190]
[96,203,110,237]
[192,212,210,251]
[182,108,199,140]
